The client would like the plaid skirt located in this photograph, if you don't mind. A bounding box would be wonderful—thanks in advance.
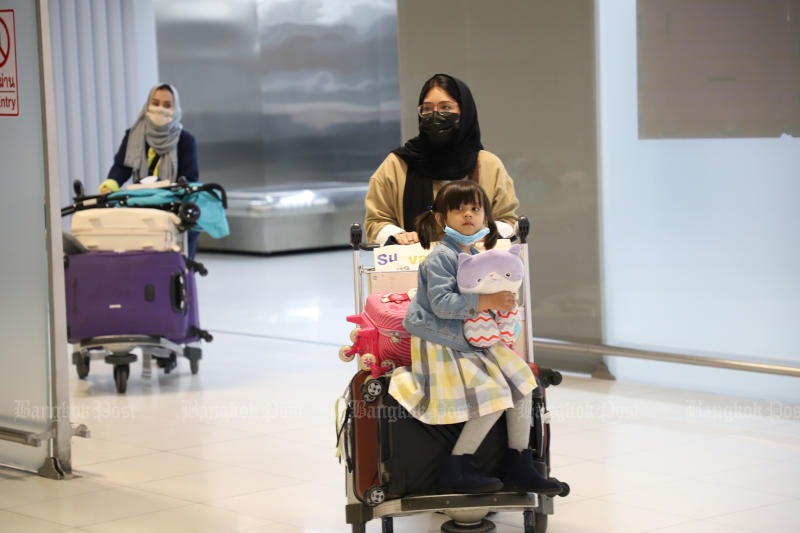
[388,336,537,425]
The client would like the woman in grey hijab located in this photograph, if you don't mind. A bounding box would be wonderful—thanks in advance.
[101,83,198,192]
[102,83,201,257]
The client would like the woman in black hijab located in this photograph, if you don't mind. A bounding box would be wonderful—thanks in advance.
[365,74,519,245]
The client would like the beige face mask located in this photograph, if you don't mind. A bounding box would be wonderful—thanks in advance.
[147,105,173,127]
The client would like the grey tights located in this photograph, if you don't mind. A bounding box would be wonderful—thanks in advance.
[451,391,533,455]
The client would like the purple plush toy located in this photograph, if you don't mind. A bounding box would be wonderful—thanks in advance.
[457,245,524,348]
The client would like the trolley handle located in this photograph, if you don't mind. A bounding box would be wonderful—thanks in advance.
[517,216,530,244]
[350,224,379,251]
[349,223,362,250]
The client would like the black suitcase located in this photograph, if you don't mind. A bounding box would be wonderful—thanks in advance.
[339,365,568,532]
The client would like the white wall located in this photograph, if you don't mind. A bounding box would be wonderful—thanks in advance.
[48,0,158,206]
[597,0,800,402]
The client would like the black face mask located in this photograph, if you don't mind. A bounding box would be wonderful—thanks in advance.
[419,112,461,147]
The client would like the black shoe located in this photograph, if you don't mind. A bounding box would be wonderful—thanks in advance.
[439,454,504,494]
[500,449,564,496]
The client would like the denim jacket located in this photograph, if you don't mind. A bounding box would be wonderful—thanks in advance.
[402,235,481,352]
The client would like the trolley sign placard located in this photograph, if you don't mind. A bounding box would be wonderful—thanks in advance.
[0,9,19,117]
[372,239,516,272]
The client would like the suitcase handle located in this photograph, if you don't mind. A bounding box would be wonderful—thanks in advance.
[170,273,187,313]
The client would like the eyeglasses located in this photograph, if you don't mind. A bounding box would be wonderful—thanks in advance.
[416,101,459,118]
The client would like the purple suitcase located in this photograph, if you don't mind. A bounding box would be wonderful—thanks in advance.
[65,250,201,343]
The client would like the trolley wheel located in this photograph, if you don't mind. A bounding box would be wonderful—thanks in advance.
[339,345,355,362]
[359,353,376,372]
[534,513,548,533]
[113,364,129,394]
[349,327,361,343]
[75,353,90,379]
[190,358,200,374]
[380,359,395,372]
[364,485,386,507]
[361,377,384,402]
[441,519,495,533]
[558,481,570,497]
[157,354,178,374]
[524,509,547,533]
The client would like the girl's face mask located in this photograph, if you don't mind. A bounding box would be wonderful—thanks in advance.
[444,225,489,246]
[147,105,173,127]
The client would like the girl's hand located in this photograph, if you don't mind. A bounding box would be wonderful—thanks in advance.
[394,231,419,245]
[478,291,516,313]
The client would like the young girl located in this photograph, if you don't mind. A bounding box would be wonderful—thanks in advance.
[389,180,563,495]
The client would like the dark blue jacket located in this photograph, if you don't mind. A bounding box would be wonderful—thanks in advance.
[106,129,199,186]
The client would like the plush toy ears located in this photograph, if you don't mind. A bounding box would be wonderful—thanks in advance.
[508,244,521,257]
[458,253,472,267]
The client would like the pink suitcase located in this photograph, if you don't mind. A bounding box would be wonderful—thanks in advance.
[341,291,412,377]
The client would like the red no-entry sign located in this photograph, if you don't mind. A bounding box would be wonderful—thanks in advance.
[0,9,19,117]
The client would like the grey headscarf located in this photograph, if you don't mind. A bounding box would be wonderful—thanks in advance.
[123,83,183,183]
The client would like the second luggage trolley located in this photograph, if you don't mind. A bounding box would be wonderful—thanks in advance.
[62,180,225,393]
[336,218,569,533]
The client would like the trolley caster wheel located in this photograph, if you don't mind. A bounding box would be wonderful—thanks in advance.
[523,510,548,533]
[364,485,386,507]
[183,346,202,374]
[339,345,355,362]
[157,355,178,374]
[113,364,129,394]
[361,377,384,402]
[359,353,376,372]
[349,327,361,343]
[441,518,495,533]
[75,353,90,379]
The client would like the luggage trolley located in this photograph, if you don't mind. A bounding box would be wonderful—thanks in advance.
[61,179,224,393]
[337,218,569,533]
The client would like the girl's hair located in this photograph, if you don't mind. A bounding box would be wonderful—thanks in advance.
[418,74,461,107]
[415,180,498,250]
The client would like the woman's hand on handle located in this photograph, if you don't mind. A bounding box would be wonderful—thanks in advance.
[394,231,419,245]
[478,291,516,313]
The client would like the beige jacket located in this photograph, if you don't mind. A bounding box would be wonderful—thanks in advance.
[364,150,520,244]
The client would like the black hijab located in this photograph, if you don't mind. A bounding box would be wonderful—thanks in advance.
[392,74,483,232]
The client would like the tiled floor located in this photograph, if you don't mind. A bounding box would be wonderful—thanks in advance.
[1,249,798,532]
